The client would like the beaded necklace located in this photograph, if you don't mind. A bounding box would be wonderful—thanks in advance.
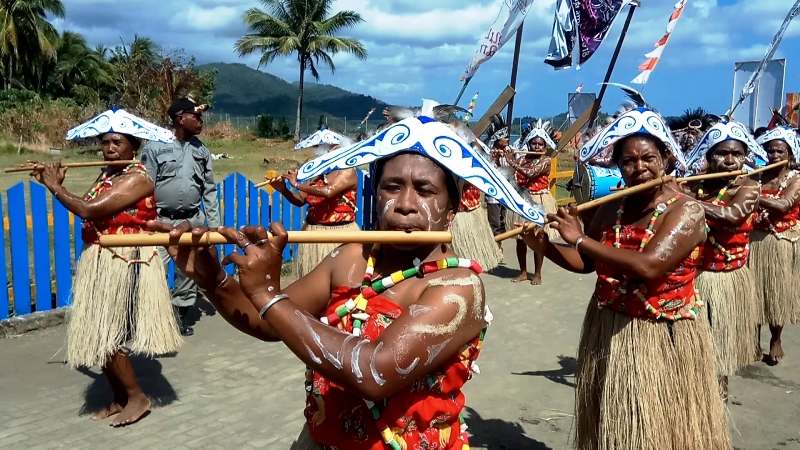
[309,245,481,450]
[698,178,748,262]
[611,194,699,321]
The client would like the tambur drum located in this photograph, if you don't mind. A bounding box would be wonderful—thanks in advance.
[572,164,624,204]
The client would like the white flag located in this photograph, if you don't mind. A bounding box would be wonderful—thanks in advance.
[461,0,534,82]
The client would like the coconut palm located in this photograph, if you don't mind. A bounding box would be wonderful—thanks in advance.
[0,0,65,88]
[49,31,114,102]
[235,0,367,140]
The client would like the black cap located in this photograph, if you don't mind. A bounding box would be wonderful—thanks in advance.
[168,97,208,120]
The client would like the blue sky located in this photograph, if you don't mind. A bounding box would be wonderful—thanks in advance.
[53,0,800,119]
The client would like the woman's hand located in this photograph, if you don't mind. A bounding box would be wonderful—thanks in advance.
[519,222,549,253]
[547,206,585,247]
[284,170,298,188]
[504,150,516,166]
[218,224,287,305]
[146,221,226,290]
[33,161,67,190]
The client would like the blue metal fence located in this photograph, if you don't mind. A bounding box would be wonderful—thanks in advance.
[0,170,374,320]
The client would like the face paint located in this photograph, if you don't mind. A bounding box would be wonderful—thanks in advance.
[369,341,387,386]
[654,201,705,261]
[425,339,451,365]
[410,293,468,336]
[434,199,447,214]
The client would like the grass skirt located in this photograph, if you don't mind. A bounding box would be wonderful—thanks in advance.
[575,298,731,450]
[289,425,323,450]
[295,222,360,279]
[749,229,800,326]
[696,268,757,377]
[505,190,560,241]
[451,207,502,271]
[67,244,181,368]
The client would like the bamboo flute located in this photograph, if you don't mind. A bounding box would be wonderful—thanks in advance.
[254,176,285,188]
[5,160,138,173]
[739,159,789,177]
[607,160,790,192]
[495,176,673,242]
[514,151,547,156]
[98,230,452,248]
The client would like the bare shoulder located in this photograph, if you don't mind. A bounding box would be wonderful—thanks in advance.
[735,177,759,189]
[423,268,485,301]
[324,243,369,275]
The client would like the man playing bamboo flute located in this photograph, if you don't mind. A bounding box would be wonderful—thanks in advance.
[150,99,545,449]
[35,109,181,426]
[751,126,800,364]
[682,119,765,399]
[522,103,730,450]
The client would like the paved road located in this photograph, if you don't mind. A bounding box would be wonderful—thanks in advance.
[1,244,799,450]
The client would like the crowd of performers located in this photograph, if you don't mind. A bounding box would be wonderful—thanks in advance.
[32,90,800,449]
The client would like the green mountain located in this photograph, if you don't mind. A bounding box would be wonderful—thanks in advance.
[199,62,387,122]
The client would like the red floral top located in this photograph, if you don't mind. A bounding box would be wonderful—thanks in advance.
[593,225,703,321]
[754,189,800,234]
[700,202,753,271]
[459,183,481,212]
[81,163,156,244]
[306,175,357,225]
[305,287,484,450]
[514,170,549,194]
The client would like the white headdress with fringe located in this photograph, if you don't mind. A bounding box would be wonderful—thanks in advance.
[686,120,768,173]
[66,109,174,143]
[297,99,545,225]
[522,119,557,150]
[757,126,799,162]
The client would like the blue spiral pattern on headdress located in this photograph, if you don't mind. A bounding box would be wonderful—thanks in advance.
[687,120,767,174]
[757,126,799,163]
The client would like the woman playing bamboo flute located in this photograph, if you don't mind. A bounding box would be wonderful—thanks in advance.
[524,106,730,450]
[751,126,800,364]
[35,109,181,427]
[269,137,359,278]
[505,120,559,285]
[151,100,545,450]
[682,119,766,398]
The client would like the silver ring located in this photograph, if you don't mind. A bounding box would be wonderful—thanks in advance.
[240,241,252,250]
[255,239,270,245]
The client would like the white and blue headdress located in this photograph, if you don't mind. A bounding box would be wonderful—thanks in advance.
[686,120,767,173]
[295,128,351,150]
[757,126,799,162]
[579,107,686,169]
[522,119,557,151]
[297,99,545,225]
[66,109,174,143]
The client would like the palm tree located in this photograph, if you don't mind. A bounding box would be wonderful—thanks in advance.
[235,0,367,140]
[0,0,65,88]
[51,31,114,102]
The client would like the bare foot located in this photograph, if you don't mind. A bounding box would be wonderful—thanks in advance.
[766,338,784,366]
[755,347,763,364]
[512,272,528,283]
[531,274,542,286]
[111,396,150,427]
[92,403,123,420]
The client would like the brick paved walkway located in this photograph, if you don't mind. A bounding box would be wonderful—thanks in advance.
[1,245,799,449]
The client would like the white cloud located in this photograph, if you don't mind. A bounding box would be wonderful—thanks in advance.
[178,6,240,31]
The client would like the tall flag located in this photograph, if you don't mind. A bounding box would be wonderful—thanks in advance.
[545,0,631,70]
[631,0,687,84]
[728,0,800,116]
[461,0,534,82]
[464,92,479,122]
[576,83,584,93]
[358,108,376,128]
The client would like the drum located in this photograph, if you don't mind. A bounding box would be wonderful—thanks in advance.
[572,164,624,204]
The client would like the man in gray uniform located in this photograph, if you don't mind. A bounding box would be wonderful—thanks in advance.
[140,97,221,336]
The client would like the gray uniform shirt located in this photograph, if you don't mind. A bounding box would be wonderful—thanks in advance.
[140,137,221,228]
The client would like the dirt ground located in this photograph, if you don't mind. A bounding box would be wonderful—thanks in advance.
[0,244,799,450]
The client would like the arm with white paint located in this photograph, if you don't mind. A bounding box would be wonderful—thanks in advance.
[577,199,707,280]
[511,157,550,179]
[260,269,486,401]
[759,176,800,214]
[701,179,760,225]
[294,168,357,199]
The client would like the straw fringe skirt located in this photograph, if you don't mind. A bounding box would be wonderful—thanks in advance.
[67,245,181,368]
[289,425,324,450]
[505,190,560,241]
[575,298,731,450]
[696,268,757,377]
[295,222,360,279]
[749,229,800,326]
[451,207,502,271]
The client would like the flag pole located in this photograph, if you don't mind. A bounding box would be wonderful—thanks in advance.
[505,22,525,129]
[588,0,640,127]
[454,79,471,106]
